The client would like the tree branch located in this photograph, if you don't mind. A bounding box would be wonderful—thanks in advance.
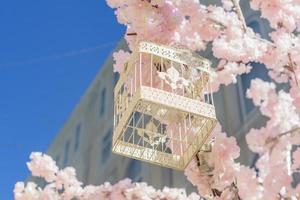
[265,127,300,153]
[287,53,299,86]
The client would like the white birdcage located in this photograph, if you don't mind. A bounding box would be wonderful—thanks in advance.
[112,41,217,170]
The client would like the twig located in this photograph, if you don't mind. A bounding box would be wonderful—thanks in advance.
[265,127,300,153]
[127,33,137,36]
[211,183,242,199]
[266,127,300,145]
[287,53,299,86]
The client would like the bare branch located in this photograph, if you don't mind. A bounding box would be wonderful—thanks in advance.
[265,127,300,152]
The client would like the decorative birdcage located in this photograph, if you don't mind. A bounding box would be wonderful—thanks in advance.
[112,41,217,170]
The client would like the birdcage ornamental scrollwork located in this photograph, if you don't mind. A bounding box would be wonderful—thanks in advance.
[112,41,217,170]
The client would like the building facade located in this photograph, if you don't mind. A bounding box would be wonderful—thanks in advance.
[45,0,272,192]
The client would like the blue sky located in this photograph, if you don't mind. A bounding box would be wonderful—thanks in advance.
[0,0,124,199]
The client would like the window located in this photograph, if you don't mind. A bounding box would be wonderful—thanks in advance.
[88,92,97,111]
[100,88,107,116]
[101,128,112,163]
[241,62,271,114]
[74,123,81,152]
[113,72,120,86]
[126,159,142,182]
[55,155,61,167]
[240,20,271,114]
[63,140,70,166]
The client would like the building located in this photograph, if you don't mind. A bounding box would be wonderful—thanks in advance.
[45,0,272,192]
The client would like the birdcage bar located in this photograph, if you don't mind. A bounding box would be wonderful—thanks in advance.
[208,81,212,105]
[210,77,215,106]
[201,70,204,93]
[179,124,183,155]
[150,54,153,87]
[134,62,137,92]
[185,133,188,151]
[142,111,145,149]
[139,53,142,86]
[170,129,174,155]
[131,119,142,158]
[183,63,186,97]
[184,116,187,134]
[130,78,133,101]
[148,139,160,162]
[206,84,209,104]
[160,57,163,90]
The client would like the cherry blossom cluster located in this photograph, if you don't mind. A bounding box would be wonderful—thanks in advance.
[14,152,202,200]
[184,125,241,199]
[107,0,271,89]
[105,0,300,199]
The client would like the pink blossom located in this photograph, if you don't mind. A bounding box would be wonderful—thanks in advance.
[246,125,272,154]
[184,159,213,198]
[27,152,58,182]
[111,179,133,200]
[185,125,240,198]
[236,166,262,200]
[290,86,300,112]
[292,148,300,170]
[261,164,292,199]
[211,61,252,92]
[209,132,240,191]
[125,182,157,199]
[250,0,300,32]
[221,0,234,11]
[246,78,276,106]
[212,30,268,63]
[55,167,83,199]
[14,182,40,200]
[81,184,112,200]
[113,50,131,73]
[106,0,125,8]
[247,79,300,132]
[216,188,235,200]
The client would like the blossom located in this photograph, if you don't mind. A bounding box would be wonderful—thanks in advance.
[247,79,300,132]
[211,61,252,92]
[185,125,240,198]
[246,78,276,106]
[27,152,58,182]
[14,182,40,200]
[209,132,240,191]
[236,166,262,200]
[55,167,83,199]
[221,0,234,11]
[106,0,124,8]
[184,159,213,198]
[290,85,300,112]
[212,30,268,63]
[292,148,300,170]
[16,153,206,200]
[250,0,300,32]
[113,50,131,73]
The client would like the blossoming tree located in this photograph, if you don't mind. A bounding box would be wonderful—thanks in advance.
[15,0,300,199]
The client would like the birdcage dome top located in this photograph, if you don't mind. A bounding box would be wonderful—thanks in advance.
[139,41,213,75]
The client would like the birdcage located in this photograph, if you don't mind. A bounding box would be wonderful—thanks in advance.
[112,41,217,170]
